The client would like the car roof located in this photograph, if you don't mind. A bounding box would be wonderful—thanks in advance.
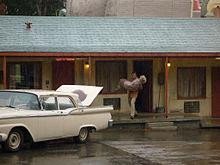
[0,89,79,100]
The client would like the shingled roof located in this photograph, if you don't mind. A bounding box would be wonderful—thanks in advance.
[0,16,220,53]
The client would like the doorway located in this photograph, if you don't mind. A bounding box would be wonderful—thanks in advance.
[52,61,75,90]
[133,61,153,113]
[212,67,220,117]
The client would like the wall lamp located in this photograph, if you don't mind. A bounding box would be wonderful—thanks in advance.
[167,61,171,67]
[85,61,90,69]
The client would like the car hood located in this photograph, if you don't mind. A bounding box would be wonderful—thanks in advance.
[56,85,103,106]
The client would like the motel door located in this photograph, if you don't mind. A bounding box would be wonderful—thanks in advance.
[133,61,153,113]
[212,67,220,117]
[52,61,74,90]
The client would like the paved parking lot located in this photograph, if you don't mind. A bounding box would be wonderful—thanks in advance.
[1,128,220,165]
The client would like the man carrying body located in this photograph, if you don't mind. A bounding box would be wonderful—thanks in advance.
[128,72,142,119]
[117,72,146,119]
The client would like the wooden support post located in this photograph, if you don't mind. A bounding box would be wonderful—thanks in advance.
[88,56,91,86]
[3,56,6,89]
[165,57,168,118]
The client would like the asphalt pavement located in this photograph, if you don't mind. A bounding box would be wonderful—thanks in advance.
[1,128,220,165]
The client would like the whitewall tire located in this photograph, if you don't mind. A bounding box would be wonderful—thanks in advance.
[3,129,24,152]
[74,127,89,144]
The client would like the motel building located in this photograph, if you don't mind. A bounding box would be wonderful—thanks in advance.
[0,16,220,118]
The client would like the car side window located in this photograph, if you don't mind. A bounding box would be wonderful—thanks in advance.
[57,97,76,110]
[41,96,58,110]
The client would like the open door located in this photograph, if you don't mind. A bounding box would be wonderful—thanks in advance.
[212,67,220,117]
[133,61,153,113]
[52,61,74,90]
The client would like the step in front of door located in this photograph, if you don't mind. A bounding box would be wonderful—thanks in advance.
[147,122,174,127]
[150,126,178,131]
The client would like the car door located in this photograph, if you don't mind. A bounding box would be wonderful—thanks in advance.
[57,96,79,137]
[37,96,63,141]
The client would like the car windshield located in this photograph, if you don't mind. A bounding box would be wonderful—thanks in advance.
[0,91,40,110]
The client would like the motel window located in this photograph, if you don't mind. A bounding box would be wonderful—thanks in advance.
[7,62,41,89]
[177,67,206,99]
[96,61,127,93]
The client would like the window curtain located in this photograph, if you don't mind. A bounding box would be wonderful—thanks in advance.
[178,67,206,98]
[7,63,41,89]
[96,61,127,93]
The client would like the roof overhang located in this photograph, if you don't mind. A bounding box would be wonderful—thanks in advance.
[0,52,220,58]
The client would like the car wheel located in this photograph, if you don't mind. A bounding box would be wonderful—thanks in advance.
[74,127,89,144]
[3,129,24,152]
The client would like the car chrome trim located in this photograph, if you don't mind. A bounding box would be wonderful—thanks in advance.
[0,114,67,120]
[0,133,7,142]
[0,105,113,120]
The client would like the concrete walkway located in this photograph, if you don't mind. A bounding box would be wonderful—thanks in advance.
[201,117,220,128]
[112,112,202,123]
[112,112,202,129]
[112,112,220,129]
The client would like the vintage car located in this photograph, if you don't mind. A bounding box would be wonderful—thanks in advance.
[0,85,113,152]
